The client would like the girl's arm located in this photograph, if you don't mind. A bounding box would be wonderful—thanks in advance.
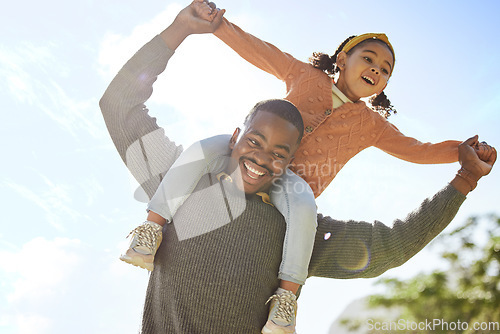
[375,121,460,164]
[214,18,297,82]
[308,136,495,279]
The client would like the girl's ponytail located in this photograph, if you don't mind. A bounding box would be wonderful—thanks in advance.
[369,91,397,119]
[309,36,356,75]
[309,52,335,74]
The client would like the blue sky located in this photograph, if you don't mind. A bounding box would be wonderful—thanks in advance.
[1,1,499,333]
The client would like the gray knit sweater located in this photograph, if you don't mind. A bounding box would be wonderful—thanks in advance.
[143,174,287,332]
[99,35,466,333]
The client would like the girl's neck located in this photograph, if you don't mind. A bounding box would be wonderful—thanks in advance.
[334,78,360,102]
[332,82,353,105]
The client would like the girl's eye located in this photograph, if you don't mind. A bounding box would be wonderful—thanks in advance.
[381,68,389,75]
[363,56,372,63]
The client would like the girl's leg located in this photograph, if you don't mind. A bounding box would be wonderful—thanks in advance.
[121,134,231,271]
[262,169,317,333]
[270,169,318,286]
[147,134,232,221]
[262,171,317,332]
[146,210,167,226]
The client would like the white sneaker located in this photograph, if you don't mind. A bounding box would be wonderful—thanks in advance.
[262,288,297,334]
[119,221,163,271]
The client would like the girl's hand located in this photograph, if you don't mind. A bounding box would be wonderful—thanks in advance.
[176,1,225,34]
[476,141,495,166]
[160,1,225,50]
[192,0,218,22]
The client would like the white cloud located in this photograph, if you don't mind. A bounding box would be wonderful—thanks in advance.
[78,175,105,207]
[15,314,51,334]
[0,237,81,304]
[3,175,83,231]
[38,82,104,139]
[0,313,52,334]
[0,237,83,334]
[0,42,105,139]
[98,3,183,80]
[0,43,47,105]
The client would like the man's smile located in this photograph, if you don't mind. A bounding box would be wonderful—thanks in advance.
[242,160,269,180]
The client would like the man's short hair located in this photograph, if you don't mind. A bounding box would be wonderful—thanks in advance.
[244,99,304,142]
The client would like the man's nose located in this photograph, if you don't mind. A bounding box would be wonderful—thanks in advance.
[253,150,273,166]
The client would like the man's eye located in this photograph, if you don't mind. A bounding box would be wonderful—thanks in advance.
[248,138,258,146]
[274,152,285,159]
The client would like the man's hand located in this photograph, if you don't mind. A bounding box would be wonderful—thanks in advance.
[160,1,225,50]
[452,135,496,195]
[459,135,496,179]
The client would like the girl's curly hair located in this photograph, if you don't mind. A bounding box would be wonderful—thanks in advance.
[309,36,397,118]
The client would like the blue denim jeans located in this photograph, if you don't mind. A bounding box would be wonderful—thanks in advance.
[147,135,317,285]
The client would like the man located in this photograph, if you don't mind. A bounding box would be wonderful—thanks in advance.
[101,4,305,332]
[99,2,496,333]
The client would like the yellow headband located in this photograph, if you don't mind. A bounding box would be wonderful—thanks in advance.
[342,33,395,62]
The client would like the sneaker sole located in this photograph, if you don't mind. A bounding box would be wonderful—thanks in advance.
[120,249,154,271]
[262,323,296,334]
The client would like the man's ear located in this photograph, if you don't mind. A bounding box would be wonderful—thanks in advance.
[229,128,241,150]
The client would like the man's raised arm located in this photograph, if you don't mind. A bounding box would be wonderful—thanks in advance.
[99,1,224,199]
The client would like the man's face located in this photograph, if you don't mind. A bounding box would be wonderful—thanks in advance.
[227,110,301,194]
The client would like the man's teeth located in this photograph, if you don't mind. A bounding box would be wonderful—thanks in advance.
[244,162,265,176]
[362,76,374,85]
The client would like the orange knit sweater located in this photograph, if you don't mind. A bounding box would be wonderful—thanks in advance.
[215,19,459,197]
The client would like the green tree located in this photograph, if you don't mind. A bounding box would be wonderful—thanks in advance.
[342,215,500,334]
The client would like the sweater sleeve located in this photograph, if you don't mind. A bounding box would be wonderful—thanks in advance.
[214,18,296,81]
[375,121,460,164]
[99,35,183,200]
[308,184,466,279]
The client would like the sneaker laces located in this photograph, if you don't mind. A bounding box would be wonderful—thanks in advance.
[266,290,297,323]
[127,221,162,253]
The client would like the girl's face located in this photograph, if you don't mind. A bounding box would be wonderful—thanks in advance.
[335,40,394,102]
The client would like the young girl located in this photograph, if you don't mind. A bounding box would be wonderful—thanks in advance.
[120,2,461,333]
